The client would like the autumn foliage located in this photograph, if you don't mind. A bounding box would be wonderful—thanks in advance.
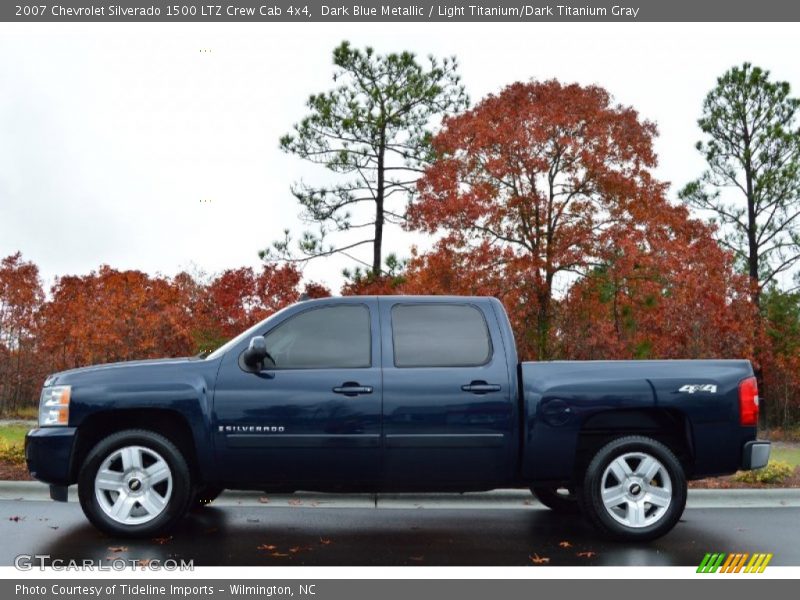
[0,253,44,412]
[408,80,670,359]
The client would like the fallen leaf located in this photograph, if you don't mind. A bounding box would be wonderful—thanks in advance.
[529,553,550,565]
[152,536,172,545]
[577,551,597,558]
[409,556,424,561]
[288,499,303,506]
[257,544,277,551]
[289,546,302,554]
[258,497,270,504]
[319,537,332,545]
[270,552,289,558]
[108,546,128,553]
[558,541,572,548]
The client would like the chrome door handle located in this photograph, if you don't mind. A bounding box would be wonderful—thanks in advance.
[461,381,501,394]
[333,383,373,396]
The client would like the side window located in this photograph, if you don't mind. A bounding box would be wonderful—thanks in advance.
[264,305,371,369]
[391,304,492,368]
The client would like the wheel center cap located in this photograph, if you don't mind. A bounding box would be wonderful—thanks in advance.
[128,478,142,491]
[629,483,642,496]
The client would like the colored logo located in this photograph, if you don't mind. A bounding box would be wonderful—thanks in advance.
[697,552,773,573]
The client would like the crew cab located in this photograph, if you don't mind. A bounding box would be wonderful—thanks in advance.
[25,295,770,541]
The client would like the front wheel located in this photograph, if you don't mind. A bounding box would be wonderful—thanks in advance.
[78,429,193,538]
[578,436,687,542]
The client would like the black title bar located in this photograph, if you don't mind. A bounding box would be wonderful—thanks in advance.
[5,0,800,22]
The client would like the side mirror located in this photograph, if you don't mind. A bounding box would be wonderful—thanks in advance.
[242,336,268,370]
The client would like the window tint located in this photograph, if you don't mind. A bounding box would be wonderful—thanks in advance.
[391,304,492,368]
[264,305,371,369]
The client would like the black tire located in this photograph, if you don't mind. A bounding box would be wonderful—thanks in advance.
[192,485,224,508]
[578,436,687,542]
[78,429,193,538]
[531,486,581,514]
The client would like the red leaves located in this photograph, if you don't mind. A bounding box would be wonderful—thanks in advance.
[529,553,550,565]
[407,80,668,360]
[560,210,757,362]
[0,254,331,396]
[257,544,277,551]
[0,253,44,408]
[152,536,172,545]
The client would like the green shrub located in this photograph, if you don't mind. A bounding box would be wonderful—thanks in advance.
[733,460,795,485]
[0,442,25,465]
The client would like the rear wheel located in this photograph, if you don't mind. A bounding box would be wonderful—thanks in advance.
[78,429,193,538]
[578,436,687,542]
[531,486,580,514]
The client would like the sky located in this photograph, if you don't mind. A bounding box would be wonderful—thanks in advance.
[1,22,799,292]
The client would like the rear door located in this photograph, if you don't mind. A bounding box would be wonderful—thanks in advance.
[379,299,515,490]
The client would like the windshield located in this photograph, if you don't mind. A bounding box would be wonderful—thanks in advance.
[205,303,296,361]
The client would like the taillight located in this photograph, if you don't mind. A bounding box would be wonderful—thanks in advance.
[739,377,759,427]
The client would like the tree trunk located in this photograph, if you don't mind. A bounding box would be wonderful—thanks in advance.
[373,131,386,278]
[536,285,552,361]
[744,142,767,429]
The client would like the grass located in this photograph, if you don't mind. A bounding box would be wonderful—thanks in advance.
[771,445,800,467]
[0,424,29,446]
[0,424,29,466]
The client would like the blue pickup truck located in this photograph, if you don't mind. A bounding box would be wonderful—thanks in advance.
[26,295,769,541]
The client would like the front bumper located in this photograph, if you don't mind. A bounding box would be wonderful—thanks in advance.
[24,427,78,485]
[741,440,771,470]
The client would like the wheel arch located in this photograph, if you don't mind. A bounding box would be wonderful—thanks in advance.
[71,408,205,483]
[574,408,694,481]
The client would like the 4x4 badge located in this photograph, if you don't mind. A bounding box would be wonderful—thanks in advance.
[678,384,717,394]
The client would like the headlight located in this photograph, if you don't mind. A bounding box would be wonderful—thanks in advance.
[39,385,71,426]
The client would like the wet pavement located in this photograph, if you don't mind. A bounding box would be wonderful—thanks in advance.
[1,495,798,566]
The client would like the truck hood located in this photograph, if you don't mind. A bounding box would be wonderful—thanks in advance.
[46,357,198,386]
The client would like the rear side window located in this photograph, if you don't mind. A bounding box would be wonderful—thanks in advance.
[391,304,492,368]
[264,305,371,369]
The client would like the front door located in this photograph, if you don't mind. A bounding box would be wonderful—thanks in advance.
[212,300,382,489]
